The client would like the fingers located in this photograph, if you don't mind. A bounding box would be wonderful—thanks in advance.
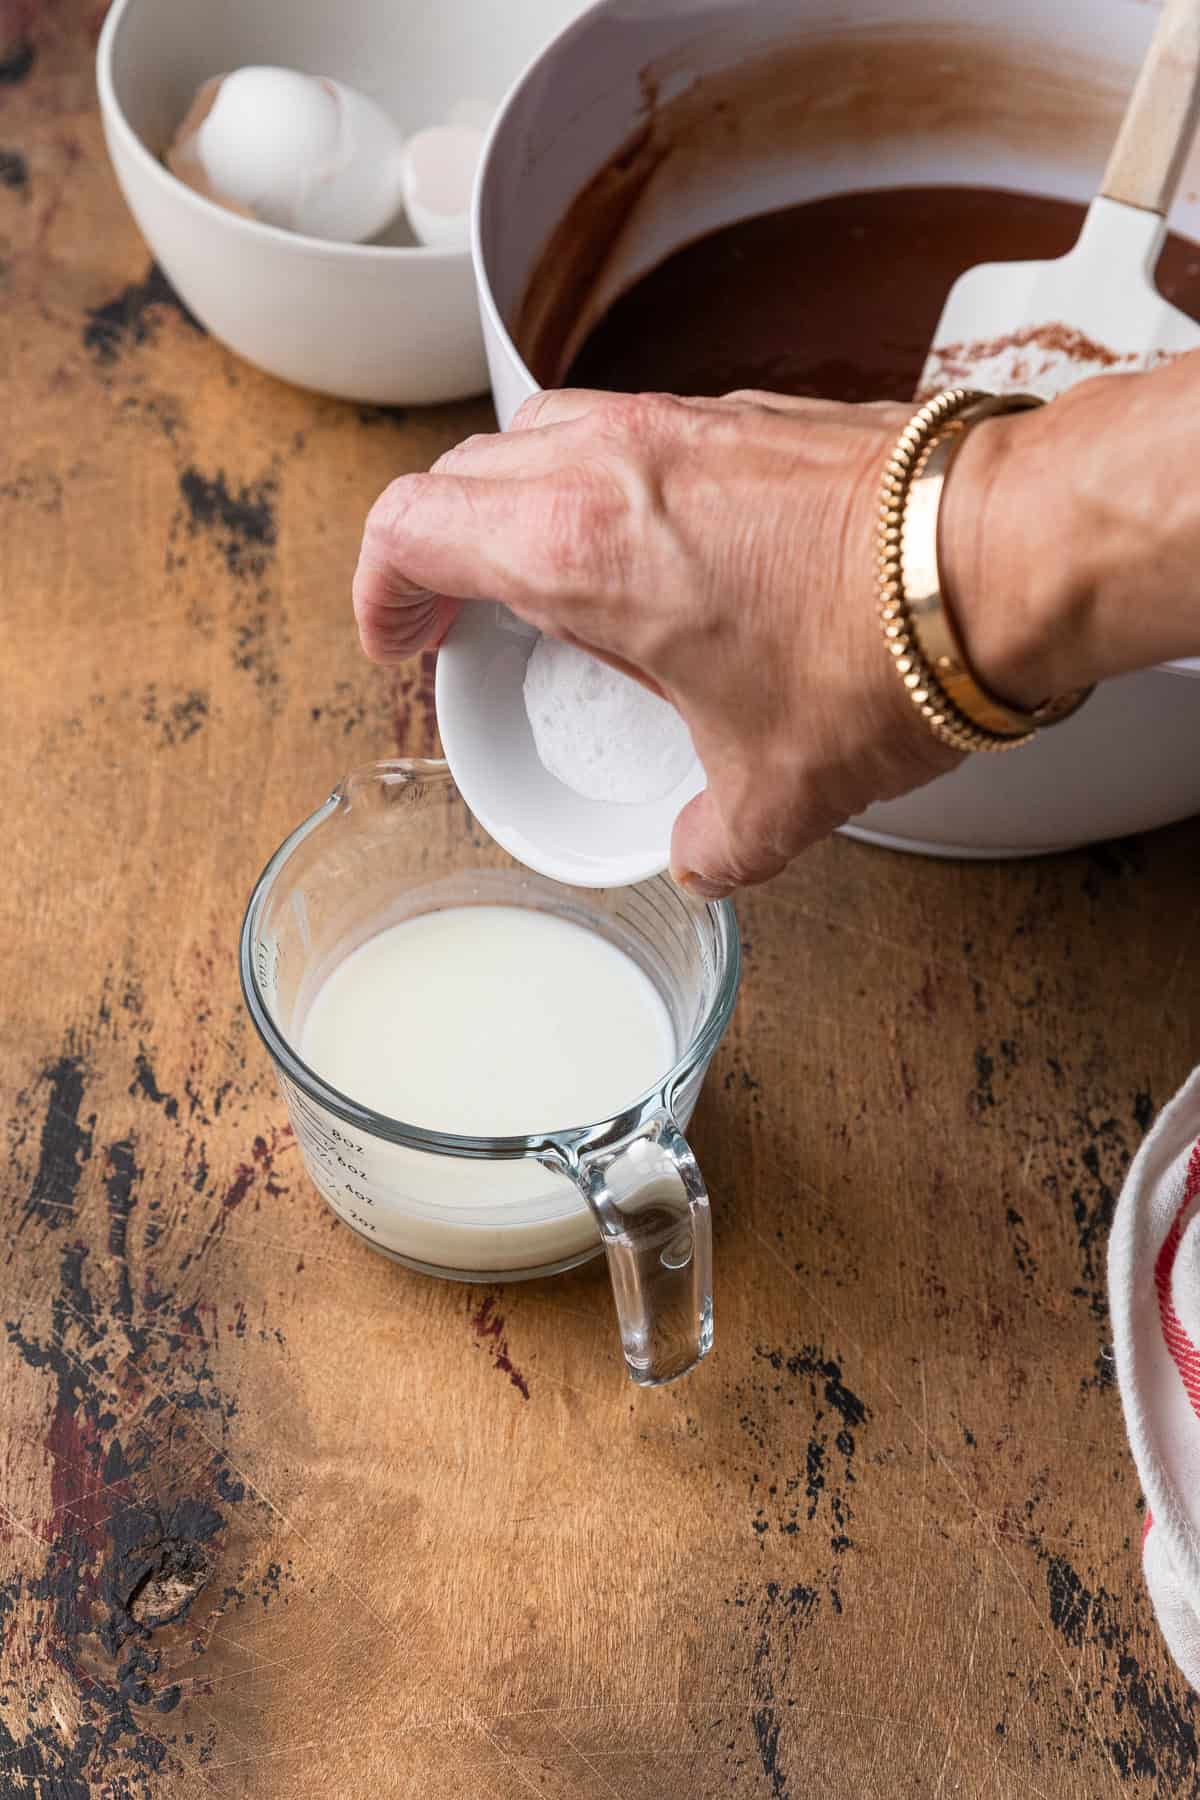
[509,388,614,431]
[514,387,825,430]
[432,387,682,481]
[353,392,630,667]
[354,388,665,668]
[436,388,639,480]
[670,771,847,900]
[718,388,821,416]
[353,473,529,663]
[352,543,462,663]
[355,442,644,657]
[356,470,538,607]
[718,390,910,426]
[431,419,592,482]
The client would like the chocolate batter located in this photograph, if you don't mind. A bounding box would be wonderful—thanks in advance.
[565,185,1200,402]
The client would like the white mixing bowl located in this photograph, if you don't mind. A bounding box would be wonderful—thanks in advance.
[96,0,587,406]
[473,0,1200,858]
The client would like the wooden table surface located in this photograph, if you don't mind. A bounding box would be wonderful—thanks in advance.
[5,8,1200,1797]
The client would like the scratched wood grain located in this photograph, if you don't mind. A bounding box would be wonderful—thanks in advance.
[4,5,1200,1797]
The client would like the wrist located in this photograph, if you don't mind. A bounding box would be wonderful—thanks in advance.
[938,403,1100,711]
[940,362,1200,706]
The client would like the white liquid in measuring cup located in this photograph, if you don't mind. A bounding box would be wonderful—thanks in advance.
[294,905,676,1273]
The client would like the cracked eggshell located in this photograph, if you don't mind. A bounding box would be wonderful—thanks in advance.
[168,66,405,243]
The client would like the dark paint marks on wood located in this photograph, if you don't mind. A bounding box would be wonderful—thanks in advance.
[971,1045,996,1116]
[1005,1207,1038,1284]
[178,1126,293,1270]
[751,1708,787,1799]
[0,147,28,191]
[740,1347,867,1555]
[83,262,204,365]
[1081,837,1148,901]
[174,464,287,700]
[0,38,34,83]
[758,1346,867,1432]
[106,1137,144,1353]
[744,1581,821,1799]
[1082,1347,1118,1393]
[101,1497,224,1653]
[130,1047,180,1120]
[1042,1551,1199,1784]
[469,1290,531,1400]
[140,685,210,747]
[1046,1553,1092,1649]
[215,1465,245,1505]
[19,1051,96,1230]
[356,403,411,427]
[177,466,277,578]
[309,678,367,737]
[1072,1130,1126,1323]
[0,1007,296,1787]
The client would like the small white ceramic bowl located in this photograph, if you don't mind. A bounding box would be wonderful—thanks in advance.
[474,0,1200,858]
[436,604,705,887]
[96,0,585,406]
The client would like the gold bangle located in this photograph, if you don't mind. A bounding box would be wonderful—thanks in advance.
[877,388,1094,753]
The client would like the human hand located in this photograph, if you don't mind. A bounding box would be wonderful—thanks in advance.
[353,389,963,895]
[352,368,1200,895]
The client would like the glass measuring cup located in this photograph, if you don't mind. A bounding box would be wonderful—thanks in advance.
[239,762,740,1385]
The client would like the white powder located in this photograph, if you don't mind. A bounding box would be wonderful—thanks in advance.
[523,635,696,805]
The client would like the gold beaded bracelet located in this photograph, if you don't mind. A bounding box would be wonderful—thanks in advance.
[876,387,1093,754]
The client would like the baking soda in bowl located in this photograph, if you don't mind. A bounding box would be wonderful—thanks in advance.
[296,904,676,1271]
[523,634,696,804]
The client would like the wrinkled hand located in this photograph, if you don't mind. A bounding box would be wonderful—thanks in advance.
[352,389,962,896]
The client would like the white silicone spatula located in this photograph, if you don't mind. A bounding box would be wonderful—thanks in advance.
[919,0,1200,401]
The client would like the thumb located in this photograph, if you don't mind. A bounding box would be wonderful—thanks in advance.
[672,788,744,900]
[676,784,798,900]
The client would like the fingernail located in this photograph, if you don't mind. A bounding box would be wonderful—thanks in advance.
[675,870,734,901]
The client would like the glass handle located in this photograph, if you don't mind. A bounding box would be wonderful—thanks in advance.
[573,1114,713,1387]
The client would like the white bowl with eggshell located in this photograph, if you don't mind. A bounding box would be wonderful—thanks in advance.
[96,0,588,406]
[471,0,1200,859]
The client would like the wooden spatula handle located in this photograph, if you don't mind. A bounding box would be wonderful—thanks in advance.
[1101,0,1200,216]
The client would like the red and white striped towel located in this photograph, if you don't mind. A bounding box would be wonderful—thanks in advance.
[1110,1067,1200,1690]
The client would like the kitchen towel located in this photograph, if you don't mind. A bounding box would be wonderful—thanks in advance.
[1110,1064,1200,1692]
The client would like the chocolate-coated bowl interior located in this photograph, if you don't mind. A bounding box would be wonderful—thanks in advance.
[476,0,1200,391]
